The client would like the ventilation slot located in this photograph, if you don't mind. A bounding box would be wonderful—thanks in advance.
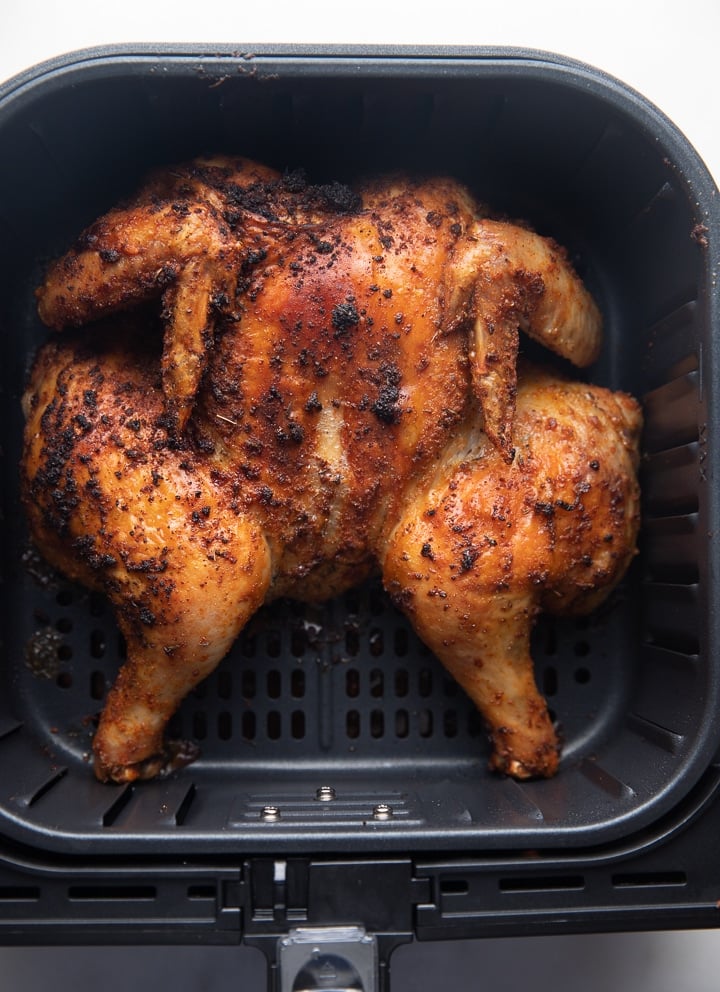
[68,885,156,901]
[440,879,469,896]
[0,719,22,741]
[627,714,685,755]
[499,875,585,893]
[579,759,635,800]
[187,884,216,901]
[642,301,698,392]
[26,768,68,807]
[643,371,699,454]
[612,871,686,889]
[0,887,40,902]
[10,766,68,809]
[643,514,699,584]
[101,785,134,827]
[643,443,699,516]
[643,583,700,656]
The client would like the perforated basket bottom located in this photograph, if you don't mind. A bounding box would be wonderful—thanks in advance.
[15,553,625,774]
[0,539,670,855]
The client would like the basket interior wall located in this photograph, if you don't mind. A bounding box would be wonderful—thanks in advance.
[0,55,715,854]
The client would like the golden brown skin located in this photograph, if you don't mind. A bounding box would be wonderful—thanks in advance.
[21,329,273,781]
[22,158,635,783]
[382,365,641,778]
[37,157,601,454]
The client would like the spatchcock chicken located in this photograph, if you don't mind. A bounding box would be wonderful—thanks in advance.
[21,157,641,783]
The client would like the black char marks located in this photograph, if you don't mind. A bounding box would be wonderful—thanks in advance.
[371,361,403,425]
[332,300,361,336]
[214,168,362,227]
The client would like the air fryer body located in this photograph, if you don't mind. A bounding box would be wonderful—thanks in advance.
[0,46,719,985]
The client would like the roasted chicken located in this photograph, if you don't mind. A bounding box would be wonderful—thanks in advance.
[21,157,641,782]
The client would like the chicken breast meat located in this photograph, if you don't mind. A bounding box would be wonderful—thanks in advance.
[21,156,641,783]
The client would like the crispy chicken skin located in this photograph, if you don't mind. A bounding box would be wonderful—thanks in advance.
[382,365,641,778]
[36,157,601,456]
[22,158,639,782]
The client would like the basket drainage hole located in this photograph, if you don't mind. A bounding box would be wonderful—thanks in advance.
[267,711,281,740]
[241,633,257,659]
[217,712,232,741]
[291,710,306,739]
[574,667,591,684]
[370,709,384,738]
[394,669,409,697]
[395,709,409,738]
[267,670,282,699]
[217,671,232,700]
[370,669,384,698]
[193,712,208,741]
[241,670,256,699]
[443,710,458,738]
[346,710,360,739]
[90,670,107,700]
[543,666,558,697]
[56,671,73,689]
[291,668,306,698]
[242,711,256,741]
[394,627,409,656]
[419,709,433,738]
[369,629,384,656]
[266,632,282,658]
[90,629,106,659]
[290,628,307,657]
[89,592,106,617]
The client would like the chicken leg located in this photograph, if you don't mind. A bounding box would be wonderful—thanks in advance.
[21,329,272,780]
[381,366,641,778]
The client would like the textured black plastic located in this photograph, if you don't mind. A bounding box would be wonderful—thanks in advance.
[1,47,719,866]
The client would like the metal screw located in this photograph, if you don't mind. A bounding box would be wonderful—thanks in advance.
[260,805,281,822]
[315,786,337,802]
[373,803,393,820]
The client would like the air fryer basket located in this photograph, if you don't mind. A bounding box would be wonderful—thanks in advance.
[1,46,719,954]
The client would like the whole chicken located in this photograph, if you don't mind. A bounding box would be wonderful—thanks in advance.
[21,157,641,782]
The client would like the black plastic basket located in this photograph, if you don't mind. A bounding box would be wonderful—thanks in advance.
[1,45,719,988]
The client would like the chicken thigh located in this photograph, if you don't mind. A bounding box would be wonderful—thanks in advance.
[21,158,639,782]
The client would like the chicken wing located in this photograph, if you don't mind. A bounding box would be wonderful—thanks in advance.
[36,157,601,454]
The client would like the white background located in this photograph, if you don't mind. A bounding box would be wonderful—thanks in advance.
[2,1,720,989]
